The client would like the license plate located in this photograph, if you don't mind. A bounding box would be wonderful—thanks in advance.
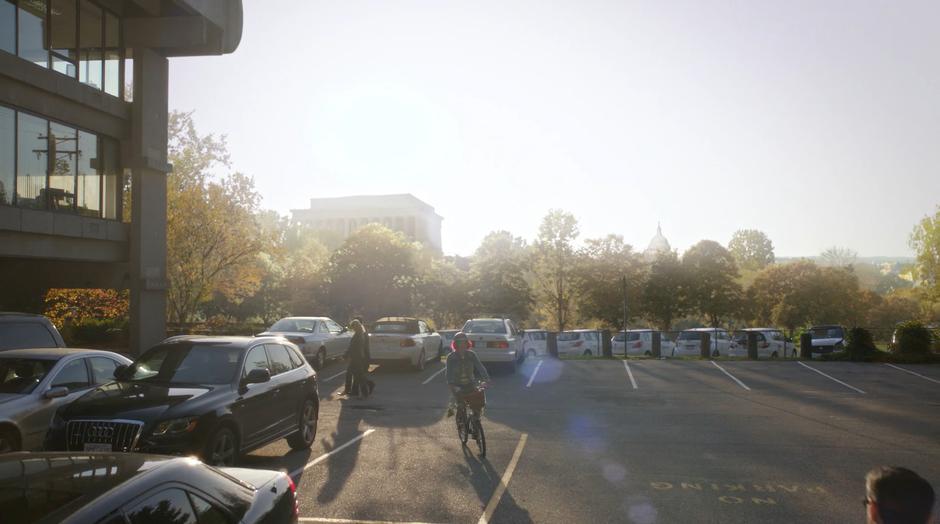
[83,443,112,452]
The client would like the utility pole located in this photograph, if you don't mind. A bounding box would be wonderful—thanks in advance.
[622,276,628,335]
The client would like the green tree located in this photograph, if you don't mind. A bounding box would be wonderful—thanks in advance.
[574,235,645,328]
[417,257,475,329]
[166,112,266,324]
[728,229,775,271]
[324,224,420,322]
[820,246,858,267]
[642,250,686,330]
[533,210,579,332]
[910,205,940,306]
[682,240,743,327]
[469,231,533,322]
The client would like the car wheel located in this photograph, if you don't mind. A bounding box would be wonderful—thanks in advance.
[644,351,651,357]
[0,427,20,453]
[204,426,238,467]
[415,350,426,371]
[771,351,779,359]
[583,350,592,357]
[315,348,326,371]
[712,349,720,357]
[287,399,319,450]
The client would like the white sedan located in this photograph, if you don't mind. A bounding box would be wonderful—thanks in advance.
[674,328,732,357]
[369,317,443,371]
[613,329,676,357]
[462,318,525,372]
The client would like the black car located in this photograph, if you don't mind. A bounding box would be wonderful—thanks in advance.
[0,452,298,523]
[46,336,319,466]
[0,312,66,350]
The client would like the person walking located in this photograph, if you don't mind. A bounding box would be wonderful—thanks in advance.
[344,319,374,400]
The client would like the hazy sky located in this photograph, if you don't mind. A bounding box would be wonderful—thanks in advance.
[168,0,940,257]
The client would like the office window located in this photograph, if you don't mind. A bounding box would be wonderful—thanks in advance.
[100,137,119,219]
[50,0,77,77]
[16,113,47,209]
[48,122,76,211]
[76,130,99,216]
[103,11,119,96]
[0,0,15,54]
[78,0,102,89]
[18,0,47,68]
[0,107,13,205]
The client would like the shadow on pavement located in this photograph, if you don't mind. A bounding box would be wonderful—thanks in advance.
[460,445,533,524]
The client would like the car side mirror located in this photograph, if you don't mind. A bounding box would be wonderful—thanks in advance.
[114,364,129,380]
[44,386,69,399]
[244,368,271,385]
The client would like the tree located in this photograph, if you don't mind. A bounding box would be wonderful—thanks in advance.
[642,250,686,331]
[166,112,266,323]
[573,235,645,328]
[820,246,858,267]
[469,231,533,322]
[417,257,475,329]
[910,206,940,306]
[533,210,579,332]
[324,224,421,321]
[681,240,743,327]
[865,292,922,339]
[728,229,775,271]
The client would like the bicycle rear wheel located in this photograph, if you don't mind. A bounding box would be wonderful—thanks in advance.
[456,408,469,445]
[472,416,486,457]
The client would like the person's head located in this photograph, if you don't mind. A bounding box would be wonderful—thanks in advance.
[866,466,935,524]
[349,319,364,334]
[451,332,472,353]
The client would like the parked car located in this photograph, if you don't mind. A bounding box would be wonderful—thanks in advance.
[674,328,732,357]
[461,318,525,372]
[257,316,353,370]
[613,329,676,357]
[0,348,132,453]
[369,317,443,371]
[557,329,604,357]
[0,313,66,350]
[522,329,549,357]
[730,328,794,358]
[438,329,461,350]
[0,452,299,524]
[45,336,319,467]
[809,325,846,358]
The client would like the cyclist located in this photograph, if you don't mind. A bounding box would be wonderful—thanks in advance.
[446,332,490,417]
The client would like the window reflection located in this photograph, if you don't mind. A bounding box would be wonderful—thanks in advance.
[48,122,77,211]
[0,0,15,54]
[16,113,47,209]
[101,137,120,219]
[0,107,13,205]
[104,11,120,96]
[17,0,48,68]
[77,131,100,216]
[50,0,78,77]
[78,0,103,89]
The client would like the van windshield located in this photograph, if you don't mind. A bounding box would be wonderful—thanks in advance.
[677,331,703,341]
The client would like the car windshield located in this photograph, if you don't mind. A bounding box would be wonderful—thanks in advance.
[557,332,581,341]
[0,358,56,394]
[374,321,417,334]
[677,331,703,341]
[811,327,844,338]
[128,344,242,385]
[269,318,317,332]
[463,320,507,334]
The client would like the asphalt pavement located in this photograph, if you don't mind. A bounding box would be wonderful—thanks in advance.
[241,356,940,524]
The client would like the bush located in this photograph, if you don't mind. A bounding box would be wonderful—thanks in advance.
[892,321,932,355]
[844,327,878,359]
[61,318,128,348]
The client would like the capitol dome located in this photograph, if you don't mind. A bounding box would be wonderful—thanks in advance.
[644,223,672,259]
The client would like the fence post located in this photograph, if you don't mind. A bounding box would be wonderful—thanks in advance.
[652,331,662,358]
[700,331,712,358]
[602,330,612,358]
[747,331,759,360]
[547,331,558,358]
[799,333,812,359]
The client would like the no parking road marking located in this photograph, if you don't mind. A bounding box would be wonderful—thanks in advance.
[797,361,866,394]
[289,429,377,479]
[525,360,543,388]
[711,361,750,391]
[323,369,347,382]
[421,365,447,385]
[623,361,638,390]
[885,363,940,385]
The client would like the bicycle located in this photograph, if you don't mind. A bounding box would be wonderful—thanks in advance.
[455,382,487,457]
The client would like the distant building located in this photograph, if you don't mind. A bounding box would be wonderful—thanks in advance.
[643,222,672,260]
[292,194,443,251]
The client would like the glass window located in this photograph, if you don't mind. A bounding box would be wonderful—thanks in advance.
[103,11,120,96]
[1,0,15,54]
[89,357,118,384]
[78,0,102,89]
[47,122,76,211]
[188,493,230,524]
[17,112,47,209]
[264,345,292,375]
[325,319,344,334]
[243,346,269,376]
[76,130,99,216]
[50,0,77,77]
[0,358,56,394]
[130,345,242,385]
[461,320,507,335]
[51,359,90,390]
[127,488,197,524]
[0,322,58,349]
[0,106,13,205]
[269,318,316,333]
[286,346,304,368]
[18,0,48,68]
[100,136,119,219]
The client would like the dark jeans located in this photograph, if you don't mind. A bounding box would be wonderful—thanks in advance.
[346,360,373,396]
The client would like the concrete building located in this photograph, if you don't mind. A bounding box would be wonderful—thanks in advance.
[643,222,672,260]
[0,0,243,353]
[292,194,443,251]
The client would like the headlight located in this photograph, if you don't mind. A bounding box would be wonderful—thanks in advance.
[152,416,199,436]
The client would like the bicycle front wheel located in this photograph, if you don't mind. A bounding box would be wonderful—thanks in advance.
[472,416,486,457]
[456,409,469,445]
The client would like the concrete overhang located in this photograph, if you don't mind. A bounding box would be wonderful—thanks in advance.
[124,0,243,57]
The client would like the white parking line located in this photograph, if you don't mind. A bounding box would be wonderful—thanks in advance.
[797,361,866,394]
[323,369,347,382]
[623,361,638,390]
[525,360,543,388]
[710,361,751,391]
[885,363,940,384]
[478,433,528,524]
[289,429,376,478]
[300,519,448,524]
[421,366,447,385]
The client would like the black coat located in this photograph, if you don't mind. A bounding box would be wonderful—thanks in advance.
[346,331,371,370]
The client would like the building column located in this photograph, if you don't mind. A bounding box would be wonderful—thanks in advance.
[128,48,170,355]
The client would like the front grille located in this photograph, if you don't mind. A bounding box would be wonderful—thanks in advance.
[66,420,144,452]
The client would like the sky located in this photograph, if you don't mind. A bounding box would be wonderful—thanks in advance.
[167,0,940,258]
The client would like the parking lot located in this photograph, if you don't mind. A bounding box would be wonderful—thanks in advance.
[240,357,940,524]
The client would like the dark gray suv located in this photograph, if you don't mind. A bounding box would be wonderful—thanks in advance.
[0,313,66,350]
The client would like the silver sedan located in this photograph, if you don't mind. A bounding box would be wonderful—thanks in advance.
[0,348,132,452]
[258,316,354,370]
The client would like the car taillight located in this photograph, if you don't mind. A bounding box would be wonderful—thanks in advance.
[632,341,643,348]
[400,339,417,347]
[486,341,510,349]
[287,474,299,518]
